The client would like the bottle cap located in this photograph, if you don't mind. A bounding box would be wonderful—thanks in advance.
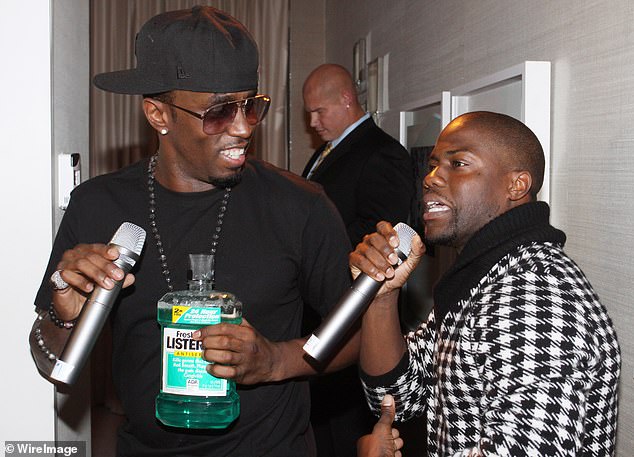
[189,254,213,282]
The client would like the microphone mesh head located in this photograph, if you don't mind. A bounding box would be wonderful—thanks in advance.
[110,222,146,256]
[394,222,417,257]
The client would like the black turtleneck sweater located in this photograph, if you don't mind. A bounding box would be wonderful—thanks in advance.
[433,201,565,328]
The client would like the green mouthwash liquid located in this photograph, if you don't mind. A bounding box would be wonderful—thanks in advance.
[155,254,242,429]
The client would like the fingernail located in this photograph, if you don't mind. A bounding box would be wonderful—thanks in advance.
[382,395,393,406]
[104,277,114,288]
[192,330,201,339]
[388,252,398,264]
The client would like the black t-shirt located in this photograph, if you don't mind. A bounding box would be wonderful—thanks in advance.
[35,157,352,456]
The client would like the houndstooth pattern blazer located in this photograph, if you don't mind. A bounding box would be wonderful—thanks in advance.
[361,242,620,456]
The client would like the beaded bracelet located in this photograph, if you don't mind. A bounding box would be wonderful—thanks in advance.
[34,314,57,361]
[49,302,76,329]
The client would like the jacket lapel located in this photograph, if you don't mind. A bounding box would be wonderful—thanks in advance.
[310,117,375,179]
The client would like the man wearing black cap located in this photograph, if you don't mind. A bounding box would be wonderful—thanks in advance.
[30,7,360,456]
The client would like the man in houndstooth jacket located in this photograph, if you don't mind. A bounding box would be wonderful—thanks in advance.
[350,111,620,456]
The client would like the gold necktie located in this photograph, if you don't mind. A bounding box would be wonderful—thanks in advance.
[308,143,332,178]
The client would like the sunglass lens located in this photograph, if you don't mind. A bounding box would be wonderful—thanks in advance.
[248,98,270,124]
[243,99,258,124]
[202,97,270,134]
[202,103,237,134]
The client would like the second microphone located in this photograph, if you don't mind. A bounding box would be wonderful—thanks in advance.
[303,222,417,363]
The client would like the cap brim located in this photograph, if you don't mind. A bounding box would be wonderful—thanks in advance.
[93,69,172,95]
[93,69,258,95]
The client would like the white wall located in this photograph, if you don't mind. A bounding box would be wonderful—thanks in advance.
[0,0,55,442]
[324,0,634,454]
[0,0,90,448]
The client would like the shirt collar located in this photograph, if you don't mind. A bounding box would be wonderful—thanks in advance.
[330,113,370,149]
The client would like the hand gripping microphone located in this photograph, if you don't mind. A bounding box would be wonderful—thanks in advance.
[303,223,417,363]
[50,222,146,385]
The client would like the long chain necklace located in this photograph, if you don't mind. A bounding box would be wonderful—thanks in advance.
[147,153,232,291]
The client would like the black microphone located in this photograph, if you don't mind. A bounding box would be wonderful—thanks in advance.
[50,222,146,385]
[303,222,417,363]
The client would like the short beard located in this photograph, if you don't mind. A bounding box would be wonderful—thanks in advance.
[423,208,459,248]
[209,168,244,188]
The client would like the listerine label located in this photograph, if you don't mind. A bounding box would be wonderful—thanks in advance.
[161,326,227,396]
[172,305,221,324]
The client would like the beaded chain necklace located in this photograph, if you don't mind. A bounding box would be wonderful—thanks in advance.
[147,153,232,291]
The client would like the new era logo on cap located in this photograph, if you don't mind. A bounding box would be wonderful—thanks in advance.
[177,67,191,80]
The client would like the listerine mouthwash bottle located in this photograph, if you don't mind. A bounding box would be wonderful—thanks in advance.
[156,254,242,429]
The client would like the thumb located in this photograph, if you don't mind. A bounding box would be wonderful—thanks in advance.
[400,234,424,273]
[375,395,396,429]
[350,263,362,281]
[390,234,425,288]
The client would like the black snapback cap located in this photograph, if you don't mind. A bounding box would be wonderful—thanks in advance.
[93,6,259,95]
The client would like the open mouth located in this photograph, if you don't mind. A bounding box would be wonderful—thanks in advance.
[220,148,245,160]
[425,201,450,213]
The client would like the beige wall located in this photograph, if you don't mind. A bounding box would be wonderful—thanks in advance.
[288,0,326,175]
[322,0,634,454]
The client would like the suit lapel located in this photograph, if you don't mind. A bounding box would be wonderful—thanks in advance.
[302,144,328,178]
[309,118,375,179]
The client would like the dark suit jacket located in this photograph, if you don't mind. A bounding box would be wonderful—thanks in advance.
[301,117,415,457]
[302,117,415,247]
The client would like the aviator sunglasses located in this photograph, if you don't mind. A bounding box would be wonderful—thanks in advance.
[158,94,271,135]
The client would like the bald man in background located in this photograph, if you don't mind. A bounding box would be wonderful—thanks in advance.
[302,64,414,247]
[301,64,414,457]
